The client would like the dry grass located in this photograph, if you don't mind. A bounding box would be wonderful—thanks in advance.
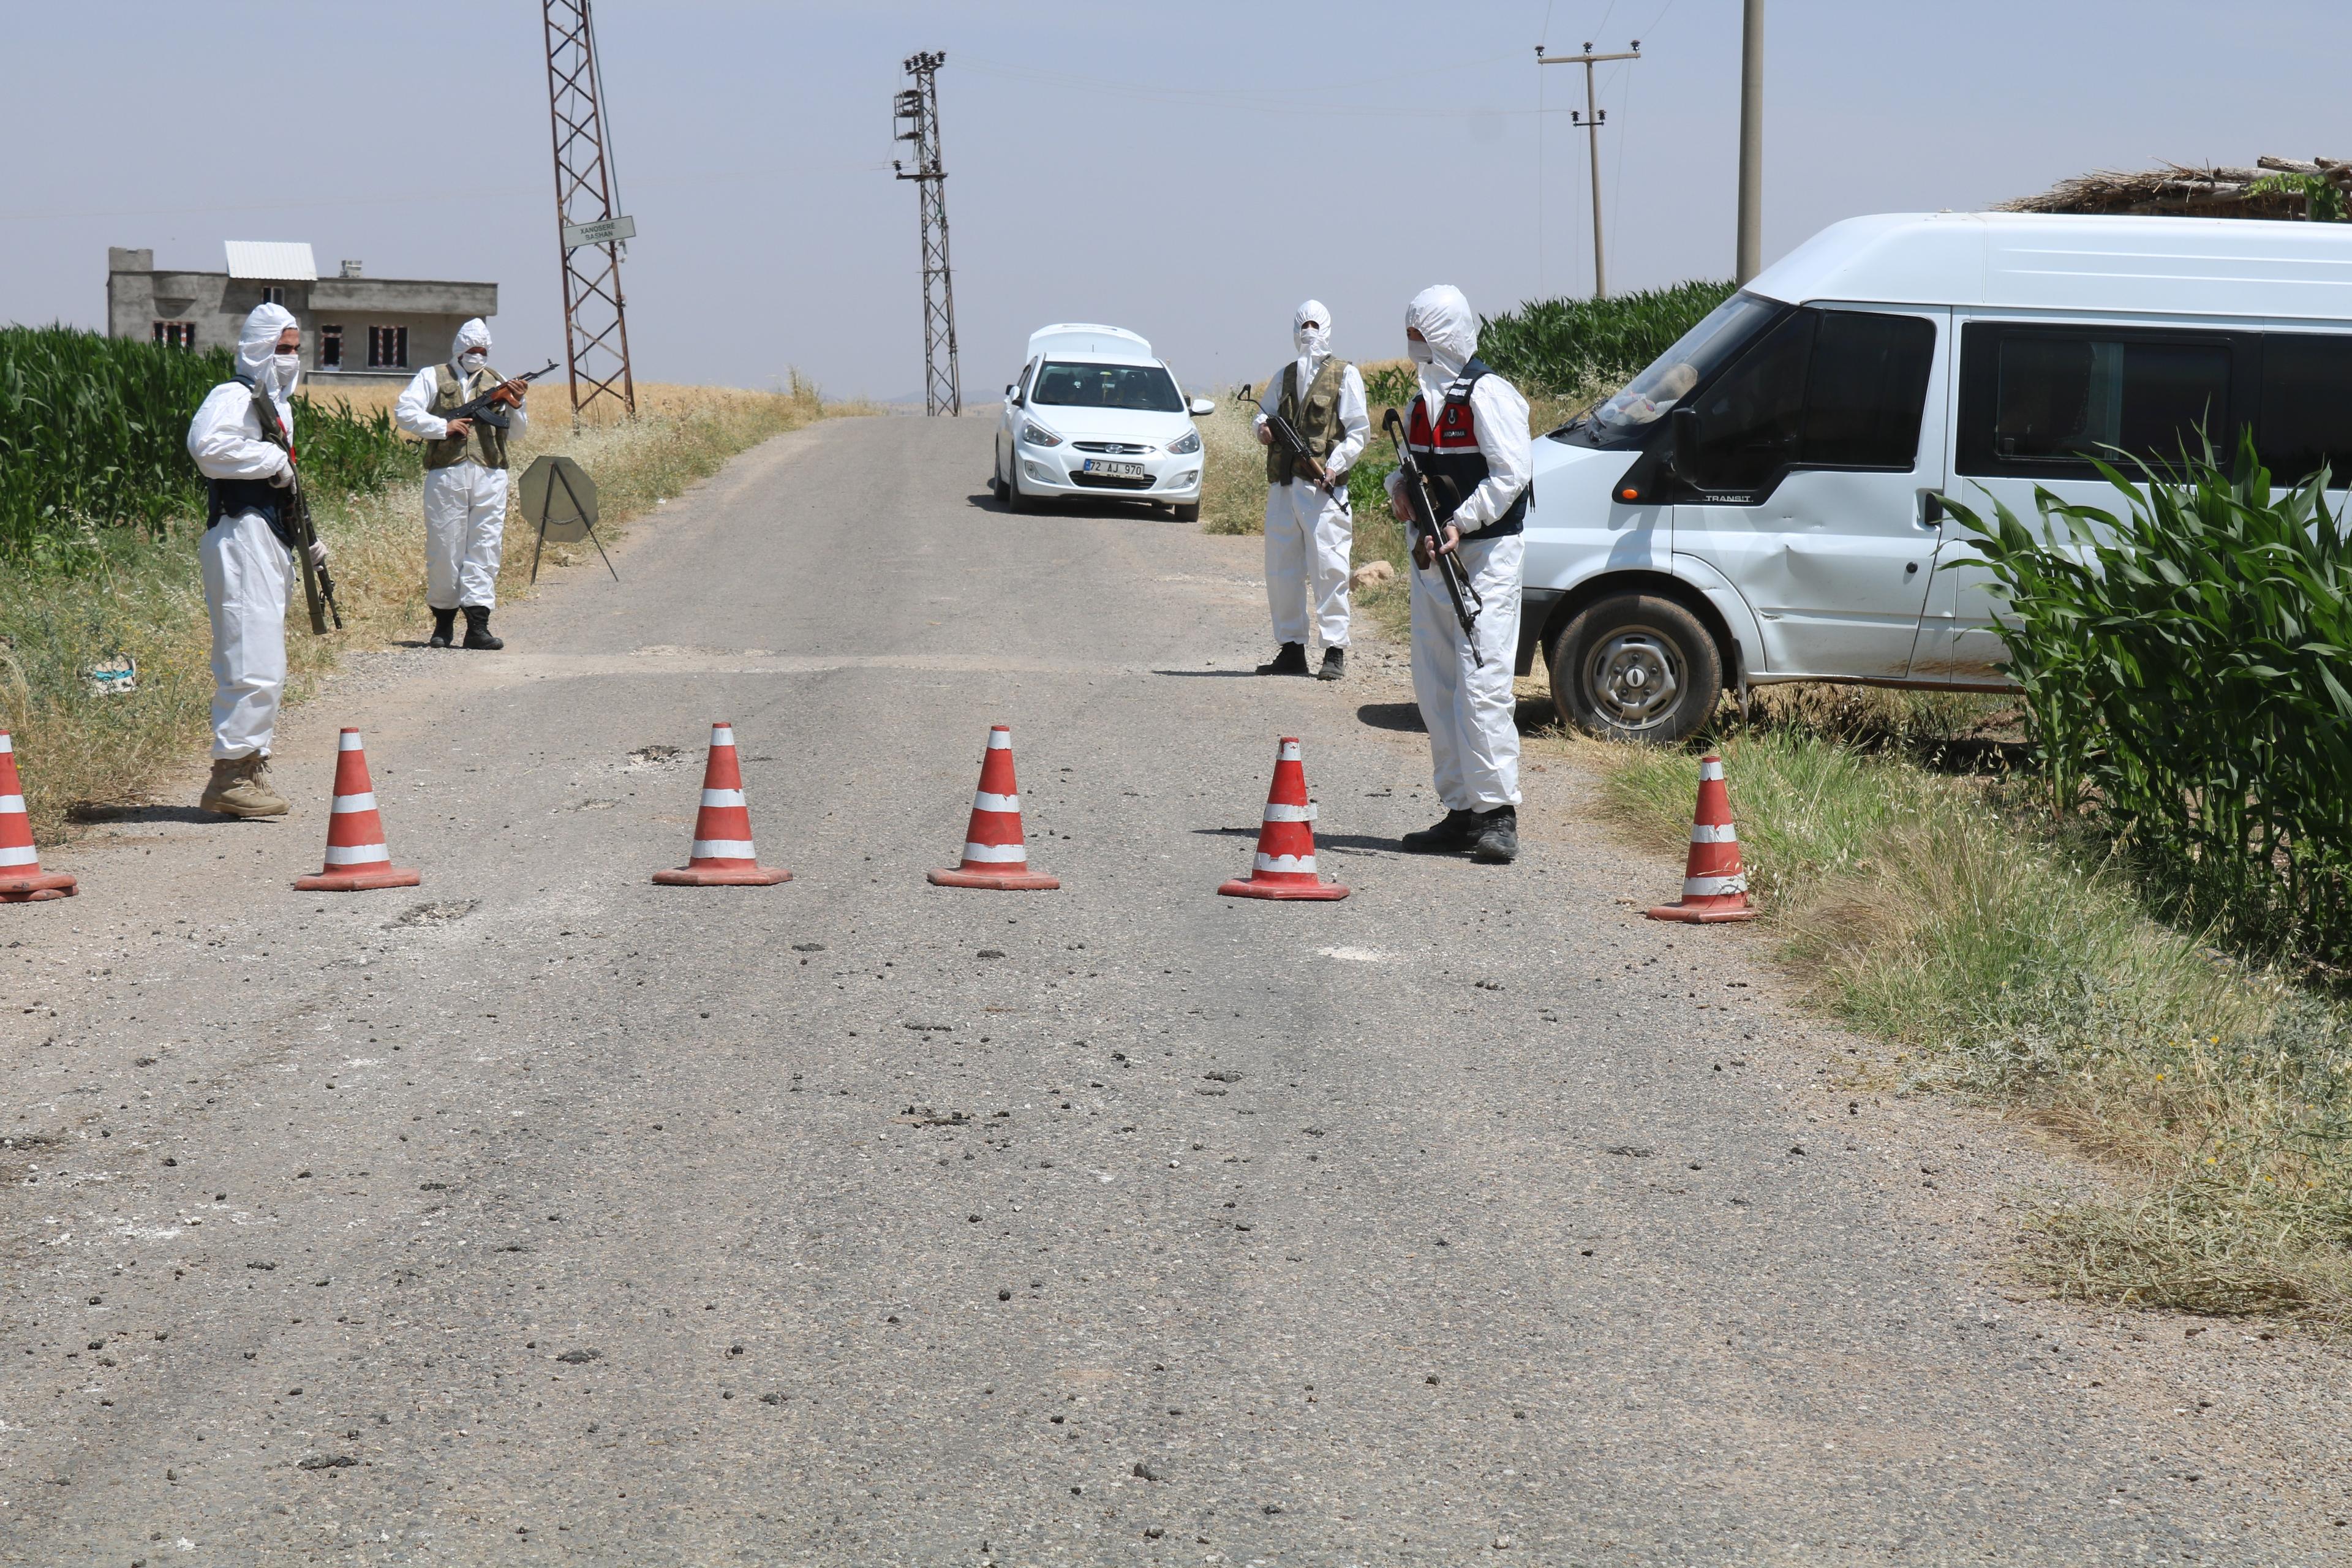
[2,380,870,839]
[1561,718,2352,1324]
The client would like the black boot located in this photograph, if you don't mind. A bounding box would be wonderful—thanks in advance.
[1400,808,1480,853]
[1316,647,1346,682]
[461,605,504,651]
[1471,807,1519,864]
[1255,643,1308,676]
[428,608,456,649]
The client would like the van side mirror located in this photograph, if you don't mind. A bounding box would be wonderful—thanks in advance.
[1188,396,1215,417]
[1666,406,1700,484]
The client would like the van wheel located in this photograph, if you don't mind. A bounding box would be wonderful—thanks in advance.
[1549,594,1722,744]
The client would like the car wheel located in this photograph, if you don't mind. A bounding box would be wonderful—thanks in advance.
[1172,500,1200,523]
[1008,462,1032,513]
[1548,593,1722,745]
[991,452,1011,505]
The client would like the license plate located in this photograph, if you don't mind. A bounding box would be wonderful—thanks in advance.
[1082,458,1145,478]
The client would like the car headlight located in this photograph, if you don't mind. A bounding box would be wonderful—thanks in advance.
[1166,429,1201,456]
[1019,421,1063,448]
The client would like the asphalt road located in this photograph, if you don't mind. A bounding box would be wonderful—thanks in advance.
[5,415,2348,1566]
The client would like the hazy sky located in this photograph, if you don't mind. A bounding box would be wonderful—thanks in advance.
[7,1,2348,401]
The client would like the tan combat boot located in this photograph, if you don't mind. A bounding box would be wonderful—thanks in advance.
[200,754,290,818]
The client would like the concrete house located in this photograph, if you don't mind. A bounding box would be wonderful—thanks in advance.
[107,242,498,382]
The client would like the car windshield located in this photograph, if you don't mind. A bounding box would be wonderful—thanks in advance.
[1032,361,1184,413]
[1553,292,1789,450]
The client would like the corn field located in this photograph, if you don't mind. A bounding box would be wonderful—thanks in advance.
[1477,281,1737,398]
[0,325,415,565]
[1948,438,2352,963]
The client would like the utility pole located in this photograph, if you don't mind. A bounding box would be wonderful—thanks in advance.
[542,0,636,421]
[1537,41,1640,299]
[1736,0,1765,284]
[894,51,962,417]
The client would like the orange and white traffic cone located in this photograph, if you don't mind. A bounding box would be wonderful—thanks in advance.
[929,725,1060,891]
[294,728,423,892]
[1645,752,1758,923]
[653,722,791,886]
[0,731,76,903]
[1218,736,1348,902]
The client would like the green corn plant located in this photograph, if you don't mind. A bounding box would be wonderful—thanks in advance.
[1477,281,1737,398]
[0,325,414,568]
[1943,433,2352,963]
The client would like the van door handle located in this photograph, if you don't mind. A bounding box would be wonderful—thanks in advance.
[1917,489,1945,528]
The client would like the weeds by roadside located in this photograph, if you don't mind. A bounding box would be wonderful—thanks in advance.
[1564,719,2352,1323]
[1,380,867,838]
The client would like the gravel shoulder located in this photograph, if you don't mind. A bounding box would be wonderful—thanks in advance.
[3,415,2347,1565]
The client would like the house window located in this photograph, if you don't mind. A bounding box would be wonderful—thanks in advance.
[261,285,287,306]
[368,325,409,369]
[320,325,344,369]
[151,321,198,350]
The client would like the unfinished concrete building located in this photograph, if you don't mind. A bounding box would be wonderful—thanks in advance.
[107,243,499,382]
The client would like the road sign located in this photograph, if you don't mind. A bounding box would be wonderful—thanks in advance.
[561,214,637,251]
[519,454,617,585]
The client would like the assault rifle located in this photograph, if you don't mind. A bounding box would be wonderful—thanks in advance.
[1262,409,1346,499]
[245,386,342,635]
[442,360,559,431]
[1381,406,1482,665]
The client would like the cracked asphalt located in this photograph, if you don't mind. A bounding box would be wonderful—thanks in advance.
[4,415,2348,1565]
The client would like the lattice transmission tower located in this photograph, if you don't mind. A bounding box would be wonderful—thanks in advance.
[543,0,637,421]
[893,51,961,417]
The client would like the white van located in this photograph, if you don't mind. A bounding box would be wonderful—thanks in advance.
[1522,212,2352,741]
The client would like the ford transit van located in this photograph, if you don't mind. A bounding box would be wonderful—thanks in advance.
[1521,212,2352,742]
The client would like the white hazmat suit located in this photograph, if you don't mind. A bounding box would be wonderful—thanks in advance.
[1254,300,1368,652]
[186,302,301,761]
[394,318,527,613]
[1388,285,1530,816]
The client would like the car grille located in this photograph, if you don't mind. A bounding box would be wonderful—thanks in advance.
[1071,441,1152,455]
[1068,470,1156,490]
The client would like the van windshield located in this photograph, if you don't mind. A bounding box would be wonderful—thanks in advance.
[1032,361,1184,413]
[1551,292,1789,450]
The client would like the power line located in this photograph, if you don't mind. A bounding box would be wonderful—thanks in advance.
[894,51,960,418]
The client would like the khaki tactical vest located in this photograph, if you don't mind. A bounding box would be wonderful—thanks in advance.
[1264,355,1351,485]
[424,362,509,471]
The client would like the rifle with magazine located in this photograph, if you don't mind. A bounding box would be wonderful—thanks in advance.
[1263,408,1346,500]
[1381,406,1482,665]
[245,388,342,635]
[440,359,559,431]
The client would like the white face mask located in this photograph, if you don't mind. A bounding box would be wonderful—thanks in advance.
[1294,321,1329,359]
[459,350,488,374]
[1406,339,1434,364]
[271,352,300,388]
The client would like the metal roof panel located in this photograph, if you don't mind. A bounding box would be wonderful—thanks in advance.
[224,241,318,281]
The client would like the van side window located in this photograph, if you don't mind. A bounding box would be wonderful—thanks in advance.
[1800,312,1936,468]
[2258,334,2352,484]
[1960,324,2239,475]
[1683,308,1934,496]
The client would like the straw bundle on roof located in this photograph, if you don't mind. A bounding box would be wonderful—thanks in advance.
[2000,156,2351,219]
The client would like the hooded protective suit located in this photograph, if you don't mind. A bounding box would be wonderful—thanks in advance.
[1253,300,1368,654]
[186,302,301,760]
[1387,285,1531,815]
[395,317,527,613]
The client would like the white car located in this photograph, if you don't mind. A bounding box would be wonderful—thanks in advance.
[992,324,1214,521]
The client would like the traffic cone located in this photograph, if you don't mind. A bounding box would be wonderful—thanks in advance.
[653,722,791,886]
[1218,736,1349,901]
[929,725,1060,891]
[0,731,76,903]
[1645,753,1758,923]
[295,728,422,892]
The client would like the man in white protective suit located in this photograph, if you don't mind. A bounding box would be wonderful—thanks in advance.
[1252,300,1368,680]
[186,302,326,818]
[1385,285,1531,865]
[394,318,529,650]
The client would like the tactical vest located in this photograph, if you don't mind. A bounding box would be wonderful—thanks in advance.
[1265,355,1351,485]
[1404,359,1529,539]
[424,362,509,470]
